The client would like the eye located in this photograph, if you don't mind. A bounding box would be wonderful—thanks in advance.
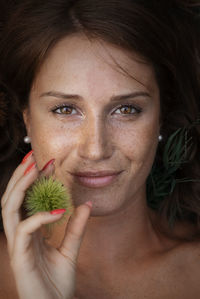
[114,104,142,115]
[51,103,142,117]
[52,104,77,115]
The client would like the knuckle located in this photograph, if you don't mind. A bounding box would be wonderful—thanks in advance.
[1,206,6,217]
[1,204,16,219]
[58,247,76,268]
[36,211,45,218]
[16,221,26,236]
[35,212,46,223]
[1,193,10,209]
[1,197,5,208]
[1,205,9,218]
[68,229,80,240]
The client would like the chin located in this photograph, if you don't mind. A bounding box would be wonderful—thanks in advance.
[73,196,124,217]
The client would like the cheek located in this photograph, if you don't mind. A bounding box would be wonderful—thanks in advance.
[113,116,159,163]
[114,117,159,193]
[29,117,77,169]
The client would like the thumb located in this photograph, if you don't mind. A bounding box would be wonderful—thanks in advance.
[58,201,92,264]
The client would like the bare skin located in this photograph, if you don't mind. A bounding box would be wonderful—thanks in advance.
[1,220,200,299]
[1,34,200,298]
[0,233,19,299]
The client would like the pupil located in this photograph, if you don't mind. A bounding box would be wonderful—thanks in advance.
[62,107,72,114]
[122,106,131,114]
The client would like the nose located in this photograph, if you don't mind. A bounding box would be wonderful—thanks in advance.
[77,116,113,161]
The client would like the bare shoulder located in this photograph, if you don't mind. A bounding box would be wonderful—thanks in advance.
[0,232,19,299]
[170,239,200,267]
[154,214,200,289]
[178,240,200,275]
[164,239,200,295]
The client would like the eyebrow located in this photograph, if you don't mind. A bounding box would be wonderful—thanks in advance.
[39,91,151,102]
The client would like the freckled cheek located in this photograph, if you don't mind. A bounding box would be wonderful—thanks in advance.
[30,122,76,168]
[115,121,159,164]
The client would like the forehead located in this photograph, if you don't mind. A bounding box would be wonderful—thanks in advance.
[31,34,158,96]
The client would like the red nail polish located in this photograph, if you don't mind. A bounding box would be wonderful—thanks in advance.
[21,150,33,164]
[50,209,66,215]
[24,162,36,175]
[85,201,93,208]
[42,159,55,171]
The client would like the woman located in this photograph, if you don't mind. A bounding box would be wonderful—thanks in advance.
[0,0,200,298]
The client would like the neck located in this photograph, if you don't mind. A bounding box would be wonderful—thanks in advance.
[46,191,175,270]
[79,198,166,268]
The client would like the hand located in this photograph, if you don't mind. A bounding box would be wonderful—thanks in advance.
[1,152,92,299]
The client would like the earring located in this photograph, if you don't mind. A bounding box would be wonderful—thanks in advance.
[24,136,31,144]
[158,135,163,142]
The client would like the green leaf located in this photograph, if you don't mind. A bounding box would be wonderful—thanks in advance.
[147,117,200,222]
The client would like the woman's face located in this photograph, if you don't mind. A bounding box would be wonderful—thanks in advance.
[24,34,160,216]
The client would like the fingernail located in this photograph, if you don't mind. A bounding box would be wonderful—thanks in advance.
[24,162,36,175]
[21,150,34,164]
[85,201,93,208]
[50,209,66,215]
[42,159,55,171]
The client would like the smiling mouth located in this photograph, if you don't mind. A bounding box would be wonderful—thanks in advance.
[69,171,123,188]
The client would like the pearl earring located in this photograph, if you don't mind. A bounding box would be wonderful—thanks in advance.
[24,136,31,144]
[158,135,163,142]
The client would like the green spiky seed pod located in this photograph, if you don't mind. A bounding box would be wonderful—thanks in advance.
[24,176,73,223]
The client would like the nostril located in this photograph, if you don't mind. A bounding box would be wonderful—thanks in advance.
[78,139,109,159]
[77,123,113,160]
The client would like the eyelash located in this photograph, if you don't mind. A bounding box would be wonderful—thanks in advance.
[51,103,142,116]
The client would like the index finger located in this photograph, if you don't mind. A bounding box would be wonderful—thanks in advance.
[2,160,39,254]
[1,150,34,207]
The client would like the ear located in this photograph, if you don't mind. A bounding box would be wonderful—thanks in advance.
[23,108,31,136]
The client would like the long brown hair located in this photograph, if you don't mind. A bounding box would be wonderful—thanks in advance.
[0,0,200,237]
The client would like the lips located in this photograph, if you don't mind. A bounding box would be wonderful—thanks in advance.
[71,170,122,177]
[68,170,123,188]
